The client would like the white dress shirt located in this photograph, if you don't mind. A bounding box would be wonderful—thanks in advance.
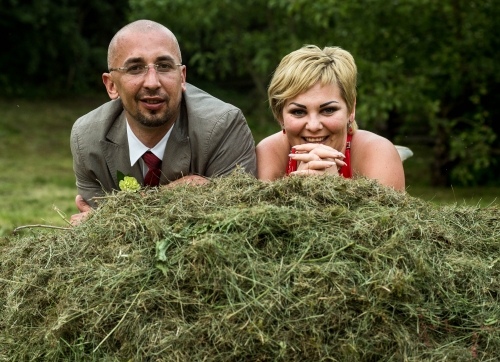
[126,119,174,178]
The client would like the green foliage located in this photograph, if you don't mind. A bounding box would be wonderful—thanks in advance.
[2,0,499,184]
[130,0,500,186]
[0,0,129,96]
[0,98,495,238]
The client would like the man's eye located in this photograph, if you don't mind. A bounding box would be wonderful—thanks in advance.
[126,65,144,75]
[156,63,174,72]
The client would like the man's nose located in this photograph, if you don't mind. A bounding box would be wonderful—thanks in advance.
[143,65,160,89]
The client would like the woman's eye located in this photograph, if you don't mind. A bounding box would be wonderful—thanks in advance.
[322,107,337,115]
[291,109,305,116]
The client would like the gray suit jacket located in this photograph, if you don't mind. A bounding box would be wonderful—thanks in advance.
[71,83,257,207]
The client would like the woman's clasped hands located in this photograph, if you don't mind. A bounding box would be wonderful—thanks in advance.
[289,143,346,176]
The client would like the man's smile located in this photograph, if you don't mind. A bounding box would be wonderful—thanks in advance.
[139,97,166,111]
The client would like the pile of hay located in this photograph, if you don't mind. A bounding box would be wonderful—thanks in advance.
[1,173,499,360]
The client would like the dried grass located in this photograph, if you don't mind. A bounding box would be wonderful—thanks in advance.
[1,172,499,361]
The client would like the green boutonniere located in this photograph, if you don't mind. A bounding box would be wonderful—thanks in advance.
[117,171,141,192]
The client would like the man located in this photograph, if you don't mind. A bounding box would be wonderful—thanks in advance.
[70,20,257,224]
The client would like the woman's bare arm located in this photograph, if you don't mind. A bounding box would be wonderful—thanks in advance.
[256,132,290,181]
[351,130,405,191]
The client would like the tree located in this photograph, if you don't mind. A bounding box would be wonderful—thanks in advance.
[121,1,500,185]
[1,0,129,96]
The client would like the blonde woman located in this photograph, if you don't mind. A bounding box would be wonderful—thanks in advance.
[256,45,405,190]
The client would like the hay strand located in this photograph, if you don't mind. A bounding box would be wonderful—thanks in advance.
[1,173,499,360]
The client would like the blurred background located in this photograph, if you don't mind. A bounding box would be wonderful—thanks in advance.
[1,0,499,236]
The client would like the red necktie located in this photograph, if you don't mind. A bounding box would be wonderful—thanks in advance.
[142,151,162,187]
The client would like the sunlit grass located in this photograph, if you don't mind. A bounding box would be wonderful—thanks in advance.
[402,144,499,207]
[0,96,498,237]
[407,185,499,208]
[0,157,76,235]
[0,97,106,236]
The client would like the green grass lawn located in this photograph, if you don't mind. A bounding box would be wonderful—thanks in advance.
[0,97,107,236]
[407,185,499,207]
[402,144,499,207]
[0,97,498,237]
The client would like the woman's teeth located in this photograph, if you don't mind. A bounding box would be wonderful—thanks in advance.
[304,137,327,143]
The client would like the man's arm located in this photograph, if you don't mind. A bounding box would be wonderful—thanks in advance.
[204,109,257,177]
[70,124,101,226]
[70,122,105,208]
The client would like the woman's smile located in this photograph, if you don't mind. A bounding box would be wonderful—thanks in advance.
[303,136,329,143]
[283,81,351,152]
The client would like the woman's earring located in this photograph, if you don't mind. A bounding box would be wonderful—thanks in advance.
[282,128,286,134]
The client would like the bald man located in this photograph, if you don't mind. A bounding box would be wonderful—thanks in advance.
[70,20,257,225]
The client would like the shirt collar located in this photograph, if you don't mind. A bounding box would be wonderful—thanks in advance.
[126,118,174,166]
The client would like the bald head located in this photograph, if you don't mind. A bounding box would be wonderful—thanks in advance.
[107,20,182,69]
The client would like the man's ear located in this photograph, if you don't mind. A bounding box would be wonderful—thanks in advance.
[180,65,187,92]
[102,73,119,100]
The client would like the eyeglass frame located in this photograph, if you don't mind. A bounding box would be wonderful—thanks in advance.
[108,62,183,76]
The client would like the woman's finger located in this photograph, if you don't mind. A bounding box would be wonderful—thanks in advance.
[290,168,339,176]
[289,152,322,163]
[334,159,347,168]
[289,151,345,164]
[296,160,336,171]
[292,144,345,159]
[293,143,328,151]
[290,169,325,176]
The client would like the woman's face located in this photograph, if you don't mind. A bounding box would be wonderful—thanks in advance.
[282,81,354,152]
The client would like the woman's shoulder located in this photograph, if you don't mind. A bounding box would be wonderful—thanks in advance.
[256,132,290,181]
[351,130,401,159]
[351,130,405,190]
[351,129,393,148]
[256,132,292,158]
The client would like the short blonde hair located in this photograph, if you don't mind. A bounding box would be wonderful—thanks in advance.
[268,45,358,131]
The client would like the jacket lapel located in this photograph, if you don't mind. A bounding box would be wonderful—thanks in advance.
[100,110,143,188]
[161,101,191,182]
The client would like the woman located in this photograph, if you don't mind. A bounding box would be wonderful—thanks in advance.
[256,45,405,191]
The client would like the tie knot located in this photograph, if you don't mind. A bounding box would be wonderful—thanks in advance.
[142,151,162,170]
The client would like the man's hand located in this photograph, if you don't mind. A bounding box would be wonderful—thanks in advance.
[164,175,210,188]
[70,195,92,226]
[69,177,207,226]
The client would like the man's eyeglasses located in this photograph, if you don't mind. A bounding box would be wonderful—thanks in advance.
[109,62,182,76]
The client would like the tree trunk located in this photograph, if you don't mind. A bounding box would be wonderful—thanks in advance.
[245,61,272,125]
[431,122,452,187]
